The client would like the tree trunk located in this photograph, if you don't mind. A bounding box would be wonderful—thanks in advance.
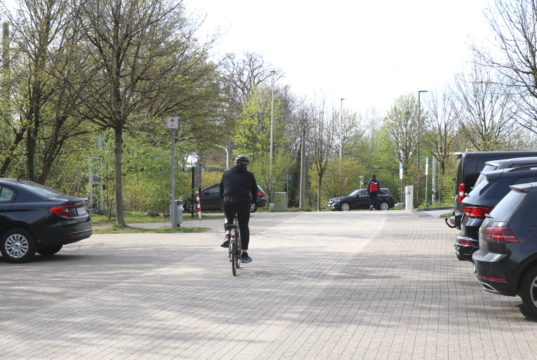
[114,126,126,226]
[317,175,322,211]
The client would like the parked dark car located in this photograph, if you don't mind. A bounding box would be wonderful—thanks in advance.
[446,151,537,229]
[327,188,395,211]
[0,178,92,263]
[454,166,537,261]
[473,182,537,319]
[185,183,266,213]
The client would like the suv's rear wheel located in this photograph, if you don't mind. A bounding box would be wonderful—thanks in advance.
[520,266,537,319]
[250,203,257,212]
[379,201,389,210]
[1,228,36,263]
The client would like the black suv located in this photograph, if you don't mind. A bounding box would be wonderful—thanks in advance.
[327,188,395,211]
[454,166,537,261]
[446,151,537,229]
[473,182,537,319]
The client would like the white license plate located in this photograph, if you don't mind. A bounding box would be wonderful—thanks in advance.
[77,207,88,216]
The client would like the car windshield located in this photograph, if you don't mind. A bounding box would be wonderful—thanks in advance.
[17,181,65,198]
[348,189,360,197]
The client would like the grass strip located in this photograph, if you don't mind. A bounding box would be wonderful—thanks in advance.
[93,225,209,234]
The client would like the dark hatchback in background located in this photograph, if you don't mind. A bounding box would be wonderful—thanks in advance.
[0,178,91,263]
[473,182,537,319]
[185,183,266,213]
[455,166,537,261]
[327,188,395,211]
[446,151,537,229]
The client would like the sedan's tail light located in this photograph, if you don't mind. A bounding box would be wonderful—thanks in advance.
[458,183,465,203]
[464,206,493,219]
[482,226,519,243]
[50,205,75,218]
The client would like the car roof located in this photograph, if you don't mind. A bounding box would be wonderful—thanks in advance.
[510,181,537,193]
[485,156,537,168]
[482,166,537,179]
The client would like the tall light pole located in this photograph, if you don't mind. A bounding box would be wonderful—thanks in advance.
[339,98,345,194]
[270,70,275,176]
[339,97,345,162]
[416,90,428,204]
[216,145,229,170]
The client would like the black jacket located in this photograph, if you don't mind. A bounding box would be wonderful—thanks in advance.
[219,166,258,203]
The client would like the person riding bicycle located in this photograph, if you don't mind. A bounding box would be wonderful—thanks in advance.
[219,155,258,263]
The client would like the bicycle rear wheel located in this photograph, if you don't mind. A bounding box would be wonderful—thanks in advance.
[231,236,238,276]
[235,231,242,269]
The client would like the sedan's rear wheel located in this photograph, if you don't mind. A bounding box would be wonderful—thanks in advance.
[340,202,350,211]
[1,228,36,263]
[379,201,390,211]
[520,266,537,320]
[37,244,63,256]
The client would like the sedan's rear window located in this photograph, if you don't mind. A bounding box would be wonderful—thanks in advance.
[16,181,65,198]
[0,187,15,202]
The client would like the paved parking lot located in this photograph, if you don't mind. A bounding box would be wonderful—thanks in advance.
[1,210,537,359]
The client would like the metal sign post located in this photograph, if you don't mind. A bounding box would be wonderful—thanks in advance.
[167,117,179,229]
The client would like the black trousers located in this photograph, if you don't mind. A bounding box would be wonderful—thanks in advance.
[369,192,378,209]
[223,200,251,250]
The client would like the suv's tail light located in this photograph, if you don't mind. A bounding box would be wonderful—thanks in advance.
[463,206,493,219]
[50,205,74,218]
[257,191,264,196]
[482,226,519,243]
[458,183,465,203]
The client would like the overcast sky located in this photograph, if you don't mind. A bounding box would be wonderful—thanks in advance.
[184,0,493,117]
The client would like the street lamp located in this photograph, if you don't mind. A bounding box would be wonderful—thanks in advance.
[270,70,276,175]
[216,145,229,170]
[416,90,428,203]
[339,97,345,162]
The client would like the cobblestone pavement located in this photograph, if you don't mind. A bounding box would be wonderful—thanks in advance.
[1,211,537,359]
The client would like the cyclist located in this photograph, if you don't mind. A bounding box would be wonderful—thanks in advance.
[219,155,258,263]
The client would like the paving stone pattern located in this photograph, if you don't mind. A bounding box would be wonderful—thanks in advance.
[1,211,537,359]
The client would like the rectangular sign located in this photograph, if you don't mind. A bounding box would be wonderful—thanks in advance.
[166,116,179,129]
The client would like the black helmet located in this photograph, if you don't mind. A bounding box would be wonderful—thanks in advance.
[235,155,249,165]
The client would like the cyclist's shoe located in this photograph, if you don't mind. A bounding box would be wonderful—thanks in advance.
[220,237,230,248]
[241,252,252,263]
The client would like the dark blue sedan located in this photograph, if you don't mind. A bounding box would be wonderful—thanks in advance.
[0,179,91,263]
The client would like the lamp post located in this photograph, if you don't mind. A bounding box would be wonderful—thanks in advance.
[270,70,276,176]
[416,90,428,204]
[339,97,345,194]
[216,145,229,170]
[339,97,345,162]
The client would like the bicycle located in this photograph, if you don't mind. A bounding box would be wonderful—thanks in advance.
[225,214,242,276]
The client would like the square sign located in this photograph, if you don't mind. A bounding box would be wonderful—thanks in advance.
[166,116,179,129]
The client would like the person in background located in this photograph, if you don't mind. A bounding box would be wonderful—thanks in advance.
[367,174,380,210]
[219,155,257,263]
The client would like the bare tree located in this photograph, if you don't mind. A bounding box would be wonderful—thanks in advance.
[423,91,459,175]
[480,0,537,134]
[308,100,337,211]
[452,64,516,150]
[383,94,418,180]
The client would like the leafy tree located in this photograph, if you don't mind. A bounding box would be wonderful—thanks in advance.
[76,0,217,226]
